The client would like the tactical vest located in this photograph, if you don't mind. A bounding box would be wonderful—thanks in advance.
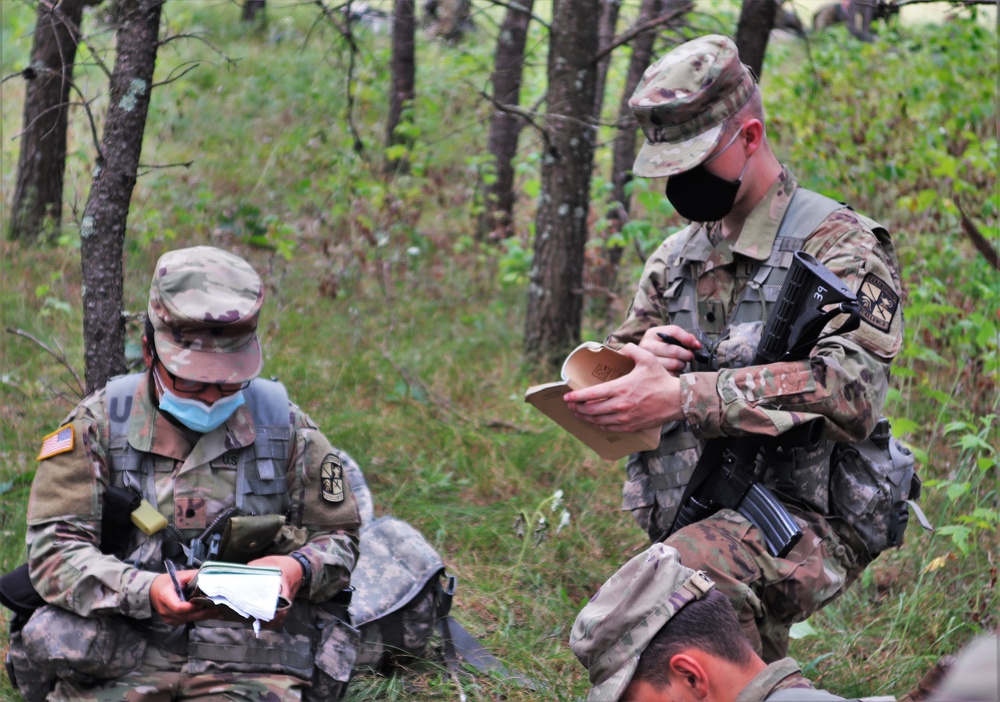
[106,373,292,524]
[625,189,892,542]
[102,374,326,681]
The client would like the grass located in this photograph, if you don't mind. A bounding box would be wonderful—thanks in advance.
[1,2,997,700]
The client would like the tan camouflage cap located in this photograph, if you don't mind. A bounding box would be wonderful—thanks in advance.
[630,34,755,178]
[148,246,264,384]
[569,544,715,701]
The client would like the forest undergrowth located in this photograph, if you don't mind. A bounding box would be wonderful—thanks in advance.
[0,2,996,700]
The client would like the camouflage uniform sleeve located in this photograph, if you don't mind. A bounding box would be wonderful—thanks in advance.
[26,395,158,619]
[679,216,904,444]
[284,404,361,602]
[606,229,689,348]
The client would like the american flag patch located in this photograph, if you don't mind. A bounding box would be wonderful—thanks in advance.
[38,425,74,460]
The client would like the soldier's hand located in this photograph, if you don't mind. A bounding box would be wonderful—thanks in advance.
[563,343,683,432]
[247,554,305,628]
[639,325,703,374]
[149,569,215,626]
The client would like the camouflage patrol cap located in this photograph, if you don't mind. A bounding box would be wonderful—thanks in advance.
[148,246,263,384]
[570,544,715,701]
[631,34,755,178]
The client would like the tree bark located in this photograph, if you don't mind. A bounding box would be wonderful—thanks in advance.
[846,0,875,41]
[477,0,535,240]
[80,0,164,394]
[241,0,266,25]
[10,0,92,244]
[597,0,689,318]
[592,0,622,119]
[524,0,601,368]
[735,0,777,79]
[386,0,415,174]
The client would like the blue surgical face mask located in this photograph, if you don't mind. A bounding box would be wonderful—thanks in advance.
[154,372,245,433]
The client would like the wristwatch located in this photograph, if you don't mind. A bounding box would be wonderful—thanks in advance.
[290,551,312,591]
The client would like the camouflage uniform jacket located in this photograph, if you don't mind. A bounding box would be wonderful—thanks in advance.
[26,372,361,620]
[737,658,845,702]
[609,167,904,536]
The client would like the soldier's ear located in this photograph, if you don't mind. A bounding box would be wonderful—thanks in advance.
[741,119,764,153]
[667,653,710,699]
[142,336,154,369]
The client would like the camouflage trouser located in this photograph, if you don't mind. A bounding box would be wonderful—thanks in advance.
[664,508,869,663]
[50,643,306,702]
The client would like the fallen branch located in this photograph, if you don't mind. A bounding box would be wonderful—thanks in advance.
[6,327,85,398]
[954,195,999,271]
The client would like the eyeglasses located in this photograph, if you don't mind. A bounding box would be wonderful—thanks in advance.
[156,362,250,394]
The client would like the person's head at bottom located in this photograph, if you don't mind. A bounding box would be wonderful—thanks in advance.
[570,544,767,702]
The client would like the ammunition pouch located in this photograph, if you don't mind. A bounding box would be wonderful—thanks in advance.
[217,514,287,563]
[623,421,701,542]
[830,418,925,558]
[307,595,359,702]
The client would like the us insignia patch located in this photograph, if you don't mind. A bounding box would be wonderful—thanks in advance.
[38,425,74,460]
[320,454,345,503]
[857,273,899,332]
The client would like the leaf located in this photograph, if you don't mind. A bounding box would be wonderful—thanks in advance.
[790,620,820,639]
[945,482,970,501]
[922,556,948,574]
[889,417,919,435]
[937,525,972,554]
[957,434,994,453]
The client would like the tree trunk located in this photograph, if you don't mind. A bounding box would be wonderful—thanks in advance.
[477,0,535,241]
[523,0,601,368]
[597,0,688,319]
[386,0,415,174]
[10,0,91,244]
[846,0,874,41]
[80,0,164,394]
[427,0,472,43]
[241,0,266,25]
[592,0,622,119]
[735,0,777,79]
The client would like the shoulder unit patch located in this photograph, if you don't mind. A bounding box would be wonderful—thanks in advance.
[38,425,74,460]
[857,273,899,332]
[320,454,345,503]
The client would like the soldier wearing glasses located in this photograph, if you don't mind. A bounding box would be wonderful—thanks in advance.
[12,246,360,700]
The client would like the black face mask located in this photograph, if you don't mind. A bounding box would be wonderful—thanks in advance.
[665,165,743,223]
[665,128,752,223]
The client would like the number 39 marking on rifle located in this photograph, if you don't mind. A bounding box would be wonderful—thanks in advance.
[813,285,828,302]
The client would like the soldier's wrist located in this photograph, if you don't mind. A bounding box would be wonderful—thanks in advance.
[290,551,312,592]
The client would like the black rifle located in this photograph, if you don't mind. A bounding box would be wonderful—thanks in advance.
[663,251,861,558]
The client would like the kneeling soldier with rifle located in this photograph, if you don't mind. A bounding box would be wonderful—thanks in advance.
[565,35,925,662]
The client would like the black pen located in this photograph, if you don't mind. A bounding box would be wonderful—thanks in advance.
[657,332,711,364]
[164,559,186,602]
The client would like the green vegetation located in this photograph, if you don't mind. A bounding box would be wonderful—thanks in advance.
[0,3,996,700]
